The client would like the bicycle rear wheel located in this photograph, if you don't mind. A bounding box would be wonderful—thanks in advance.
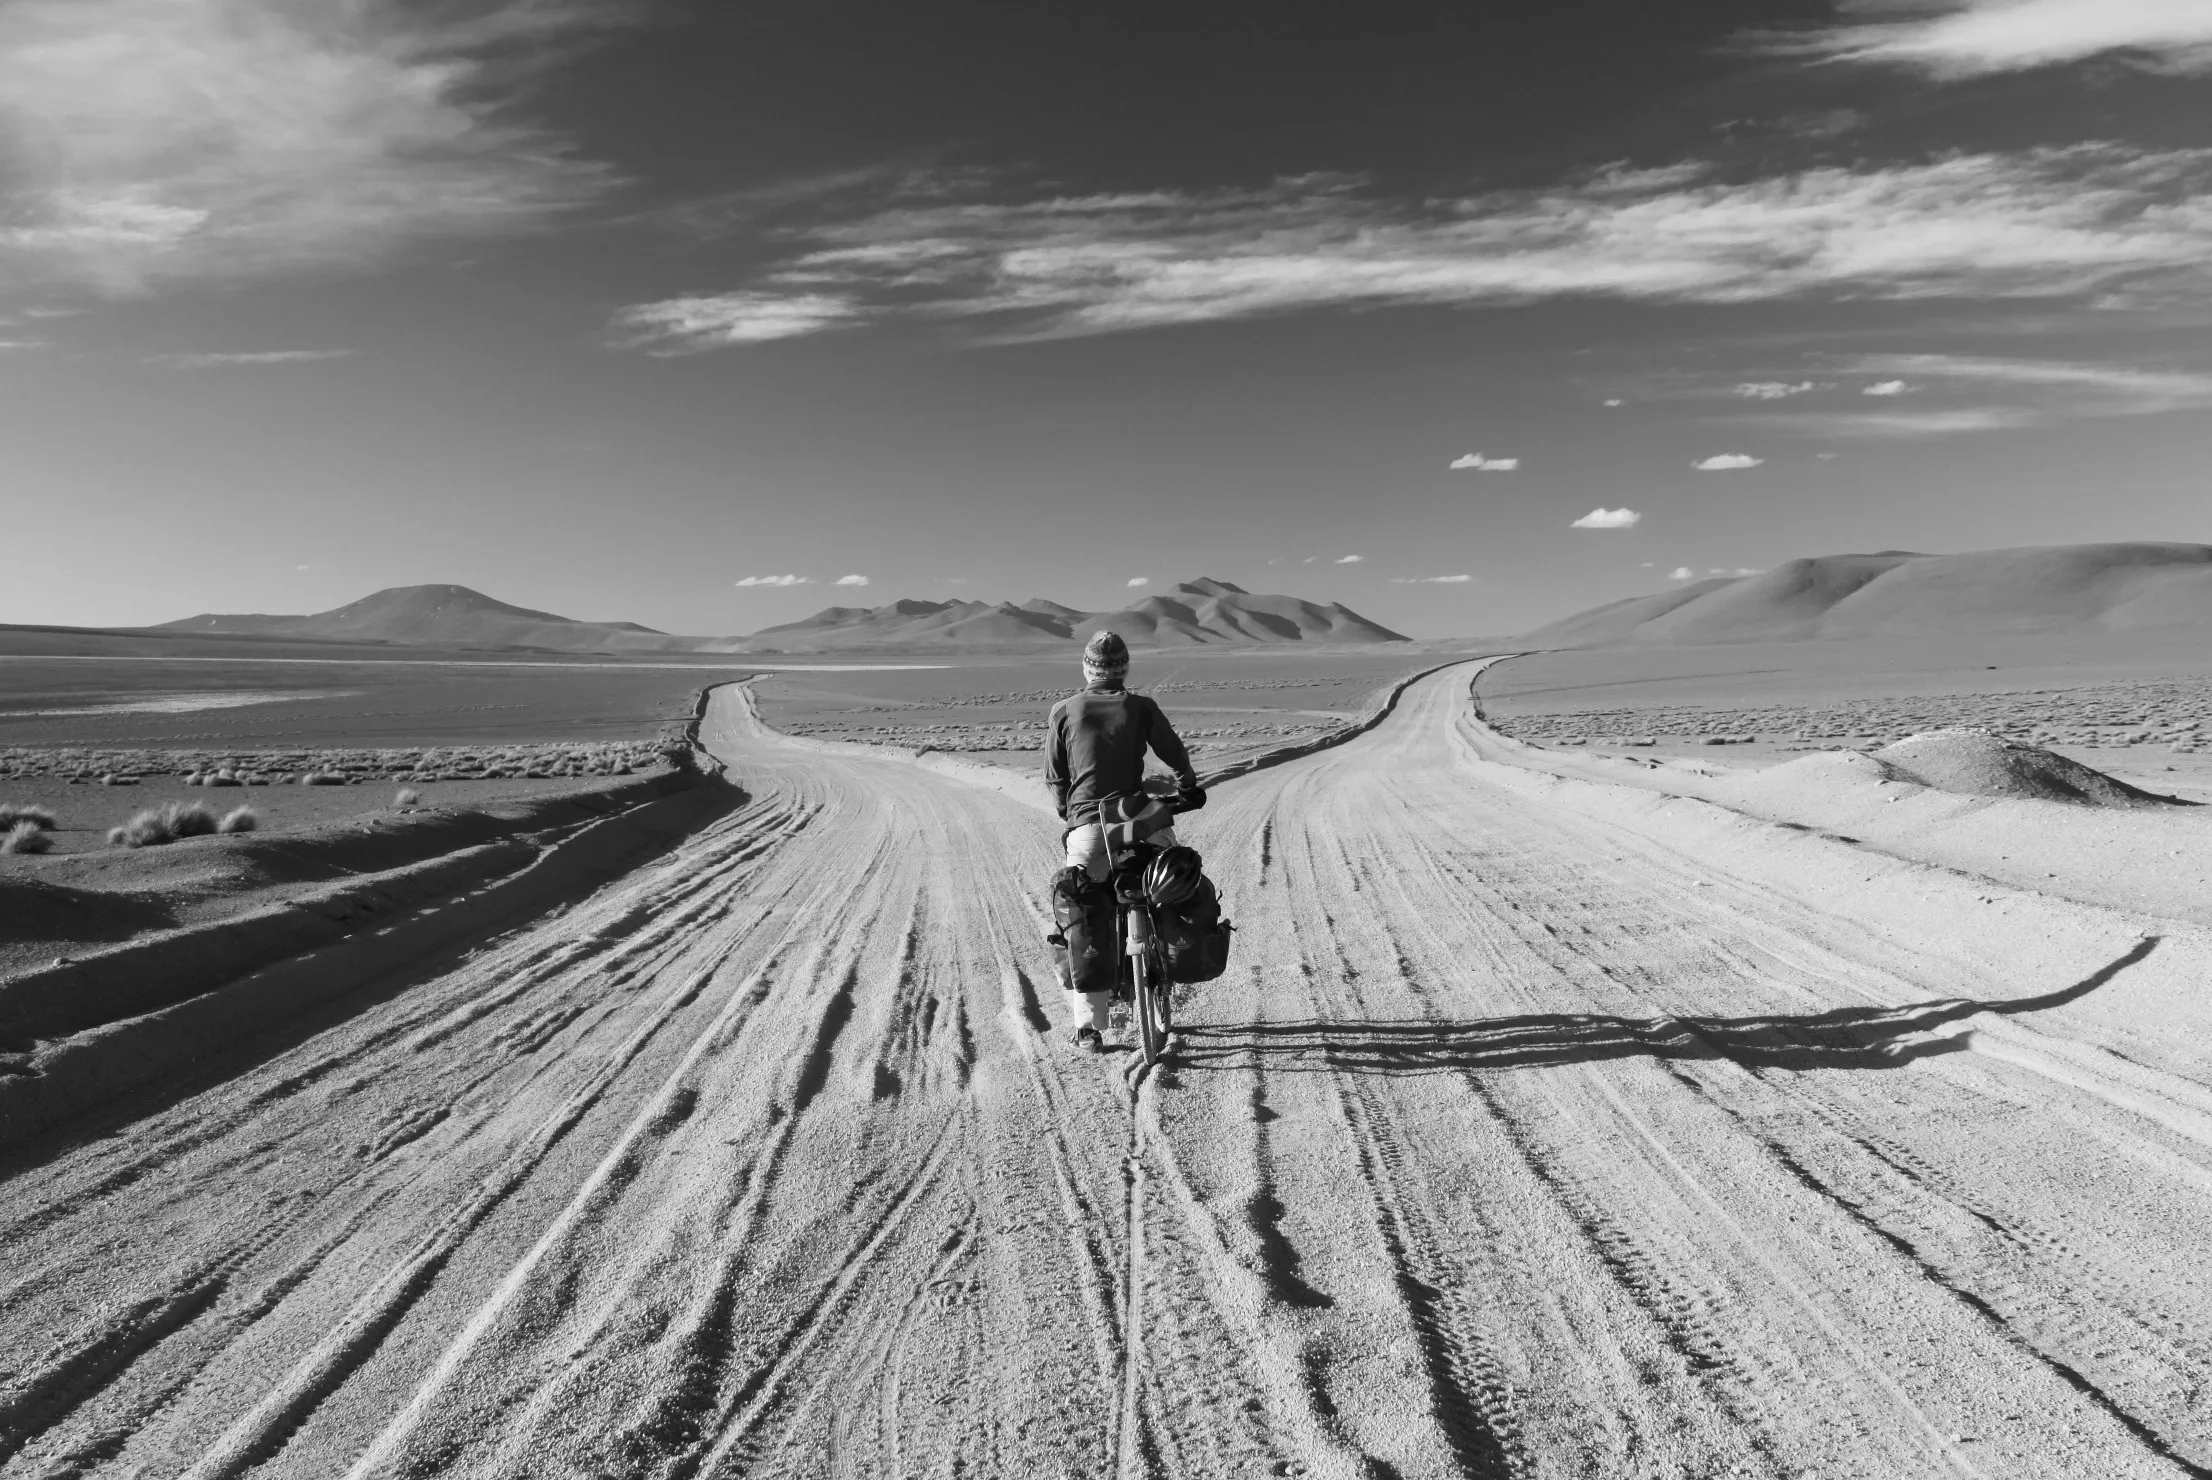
[1134,943,1172,1067]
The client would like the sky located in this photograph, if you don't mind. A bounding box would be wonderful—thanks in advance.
[3,0,2211,638]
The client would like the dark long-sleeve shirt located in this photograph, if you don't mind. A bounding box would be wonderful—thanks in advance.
[1043,684,1197,824]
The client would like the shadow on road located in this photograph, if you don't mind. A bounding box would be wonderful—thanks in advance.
[1173,936,2160,1077]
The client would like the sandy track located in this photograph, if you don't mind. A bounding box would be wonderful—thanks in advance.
[6,667,2212,1477]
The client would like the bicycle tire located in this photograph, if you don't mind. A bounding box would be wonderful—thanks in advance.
[1135,941,1171,1067]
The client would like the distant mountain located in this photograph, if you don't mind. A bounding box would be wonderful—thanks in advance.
[752,579,1408,650]
[1524,543,2212,647]
[160,584,747,655]
[160,577,1407,654]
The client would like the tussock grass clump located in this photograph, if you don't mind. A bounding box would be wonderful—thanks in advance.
[205,771,243,788]
[218,806,257,834]
[2,820,54,854]
[0,802,56,831]
[394,787,421,808]
[302,772,348,786]
[109,801,221,848]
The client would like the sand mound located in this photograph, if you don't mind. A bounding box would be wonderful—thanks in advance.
[1873,727,2181,808]
[1524,541,2212,647]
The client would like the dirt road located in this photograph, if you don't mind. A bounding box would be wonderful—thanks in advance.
[6,664,2211,1478]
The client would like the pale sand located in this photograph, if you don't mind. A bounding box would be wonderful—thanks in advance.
[4,662,2211,1475]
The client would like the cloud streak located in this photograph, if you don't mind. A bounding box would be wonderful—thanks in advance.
[611,293,865,354]
[0,0,620,295]
[1391,573,1475,584]
[615,146,2212,349]
[834,573,870,586]
[1449,452,1519,470]
[1694,453,1764,470]
[1764,0,2212,78]
[150,349,353,368]
[1766,354,2212,436]
[1571,508,1641,529]
[734,574,812,587]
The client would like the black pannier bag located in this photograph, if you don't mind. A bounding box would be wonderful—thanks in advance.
[1154,875,1233,983]
[1049,867,1118,994]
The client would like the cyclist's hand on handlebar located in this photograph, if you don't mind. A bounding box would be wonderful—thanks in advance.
[1176,783,1208,811]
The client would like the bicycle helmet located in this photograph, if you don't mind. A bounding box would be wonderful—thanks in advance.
[1144,845,1205,907]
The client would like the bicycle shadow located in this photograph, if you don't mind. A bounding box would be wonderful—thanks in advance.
[1170,936,2161,1078]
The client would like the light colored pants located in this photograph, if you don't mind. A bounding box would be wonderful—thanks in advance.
[1063,822,1178,1030]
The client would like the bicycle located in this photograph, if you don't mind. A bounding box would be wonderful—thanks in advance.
[1099,792,1202,1068]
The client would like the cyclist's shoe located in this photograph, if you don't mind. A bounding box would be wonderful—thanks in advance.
[1073,1027,1105,1054]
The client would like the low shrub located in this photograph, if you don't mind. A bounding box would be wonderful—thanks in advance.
[166,802,219,838]
[395,787,421,808]
[111,801,220,848]
[303,772,348,786]
[206,771,243,788]
[218,806,257,834]
[2,820,53,854]
[0,802,56,831]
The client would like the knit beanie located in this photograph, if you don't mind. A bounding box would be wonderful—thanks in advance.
[1082,630,1129,687]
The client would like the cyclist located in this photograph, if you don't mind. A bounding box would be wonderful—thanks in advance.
[1043,630,1205,1051]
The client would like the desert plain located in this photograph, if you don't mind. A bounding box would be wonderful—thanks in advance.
[5,573,2212,1479]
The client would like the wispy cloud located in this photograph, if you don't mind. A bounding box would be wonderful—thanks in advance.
[1449,452,1519,471]
[1670,566,1696,580]
[0,0,620,295]
[1336,554,1364,563]
[1760,0,2212,78]
[149,349,353,368]
[1694,453,1765,470]
[1126,576,1150,586]
[610,292,866,355]
[1767,354,2212,436]
[1390,573,1475,584]
[1735,380,1819,400]
[734,574,812,587]
[0,337,49,351]
[614,146,2212,347]
[834,573,870,586]
[1848,353,2212,408]
[1571,508,1641,529]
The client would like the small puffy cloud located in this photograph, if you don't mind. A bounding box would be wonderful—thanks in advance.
[1862,379,1911,396]
[1449,452,1519,471]
[1389,574,1475,584]
[1126,576,1149,586]
[1735,381,1817,400]
[1603,398,1624,407]
[1571,507,1641,529]
[150,349,352,368]
[734,574,812,587]
[834,573,869,586]
[1670,566,1695,580]
[1693,453,1764,470]
[1336,554,1364,563]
